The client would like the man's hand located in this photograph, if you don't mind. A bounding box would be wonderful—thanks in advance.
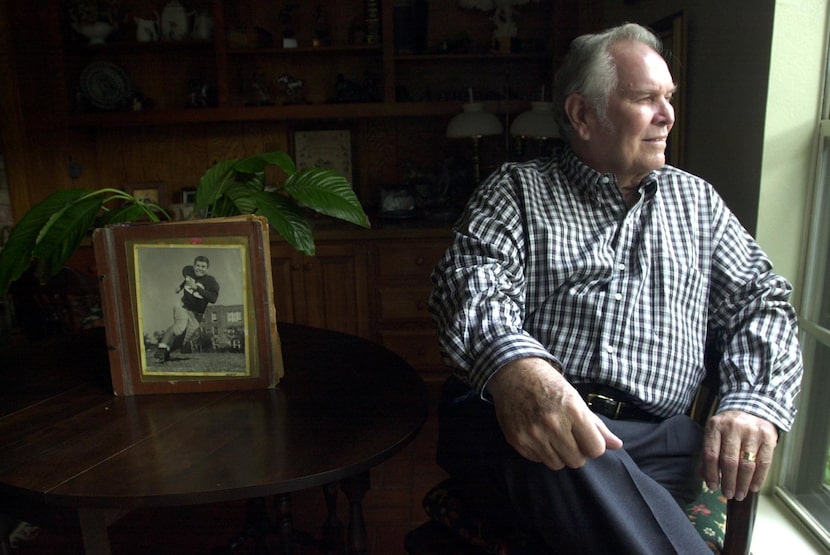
[486,357,623,471]
[701,410,778,501]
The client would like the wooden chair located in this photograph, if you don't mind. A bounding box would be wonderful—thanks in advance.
[405,369,759,555]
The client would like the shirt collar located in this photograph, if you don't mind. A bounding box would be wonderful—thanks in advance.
[560,145,660,204]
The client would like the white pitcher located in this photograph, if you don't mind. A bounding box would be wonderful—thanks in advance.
[159,0,194,41]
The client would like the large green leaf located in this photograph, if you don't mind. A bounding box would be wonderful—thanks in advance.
[0,189,92,295]
[224,182,260,215]
[101,202,155,225]
[32,195,103,281]
[207,193,241,218]
[196,159,238,210]
[253,191,316,255]
[284,168,370,228]
[234,151,296,176]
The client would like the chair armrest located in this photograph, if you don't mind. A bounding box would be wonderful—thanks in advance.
[722,491,758,555]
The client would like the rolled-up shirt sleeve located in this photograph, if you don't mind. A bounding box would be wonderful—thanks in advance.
[708,208,803,431]
[428,168,559,394]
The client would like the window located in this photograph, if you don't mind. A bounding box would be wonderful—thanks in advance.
[775,61,830,549]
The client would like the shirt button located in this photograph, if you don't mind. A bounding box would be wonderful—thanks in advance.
[618,263,626,271]
[599,176,610,184]
[614,293,623,300]
[605,344,615,354]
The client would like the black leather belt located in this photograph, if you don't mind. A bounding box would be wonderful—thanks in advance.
[573,383,662,422]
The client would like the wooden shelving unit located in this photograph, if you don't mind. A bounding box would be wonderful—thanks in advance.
[49,0,557,128]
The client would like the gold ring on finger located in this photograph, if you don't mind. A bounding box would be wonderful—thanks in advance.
[741,451,757,462]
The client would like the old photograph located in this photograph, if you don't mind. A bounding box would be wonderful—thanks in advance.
[134,243,249,377]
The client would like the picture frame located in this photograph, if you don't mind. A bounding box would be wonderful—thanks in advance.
[180,187,197,204]
[292,128,353,183]
[92,215,283,395]
[125,181,169,207]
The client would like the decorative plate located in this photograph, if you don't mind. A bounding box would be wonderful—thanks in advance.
[79,61,131,111]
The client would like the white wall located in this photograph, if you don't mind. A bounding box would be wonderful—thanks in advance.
[755,0,826,298]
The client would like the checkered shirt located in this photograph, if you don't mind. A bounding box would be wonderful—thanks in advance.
[428,145,802,430]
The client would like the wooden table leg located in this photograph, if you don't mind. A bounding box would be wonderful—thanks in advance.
[76,508,128,555]
[321,481,344,554]
[274,493,294,555]
[340,472,370,555]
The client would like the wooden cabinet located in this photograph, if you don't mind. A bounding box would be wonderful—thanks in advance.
[371,237,450,380]
[270,228,452,380]
[270,240,370,339]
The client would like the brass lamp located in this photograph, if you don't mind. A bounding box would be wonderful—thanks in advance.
[447,89,504,184]
[509,100,559,158]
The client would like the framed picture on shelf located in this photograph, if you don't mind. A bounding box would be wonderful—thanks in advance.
[125,181,168,206]
[292,128,353,183]
[92,215,283,396]
[180,187,197,204]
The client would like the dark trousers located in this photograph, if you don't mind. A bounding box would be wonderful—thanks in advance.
[437,378,713,554]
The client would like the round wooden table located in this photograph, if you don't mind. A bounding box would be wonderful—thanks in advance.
[0,324,427,554]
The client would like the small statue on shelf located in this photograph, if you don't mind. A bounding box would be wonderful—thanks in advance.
[457,0,541,53]
[187,80,214,108]
[276,74,306,105]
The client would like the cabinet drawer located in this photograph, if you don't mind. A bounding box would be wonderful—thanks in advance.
[377,286,432,321]
[378,328,443,369]
[376,241,448,282]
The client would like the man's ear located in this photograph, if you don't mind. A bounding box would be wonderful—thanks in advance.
[564,93,592,140]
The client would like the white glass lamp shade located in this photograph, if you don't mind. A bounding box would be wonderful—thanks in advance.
[510,101,558,139]
[447,102,504,138]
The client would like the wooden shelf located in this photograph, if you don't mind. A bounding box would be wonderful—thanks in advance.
[394,51,551,63]
[226,44,383,56]
[65,39,216,55]
[57,99,539,128]
[48,0,556,129]
[58,102,453,128]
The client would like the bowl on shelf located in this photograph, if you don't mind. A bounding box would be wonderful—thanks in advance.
[75,21,116,45]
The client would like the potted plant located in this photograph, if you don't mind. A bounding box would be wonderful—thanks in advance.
[0,150,370,296]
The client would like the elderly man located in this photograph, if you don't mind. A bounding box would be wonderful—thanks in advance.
[428,23,802,553]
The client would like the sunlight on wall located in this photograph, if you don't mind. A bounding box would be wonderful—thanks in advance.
[756,0,828,301]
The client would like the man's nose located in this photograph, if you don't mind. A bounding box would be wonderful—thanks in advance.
[656,99,675,127]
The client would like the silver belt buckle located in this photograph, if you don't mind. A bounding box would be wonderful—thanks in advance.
[585,393,623,419]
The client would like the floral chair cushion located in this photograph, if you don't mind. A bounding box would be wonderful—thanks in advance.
[422,479,727,555]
